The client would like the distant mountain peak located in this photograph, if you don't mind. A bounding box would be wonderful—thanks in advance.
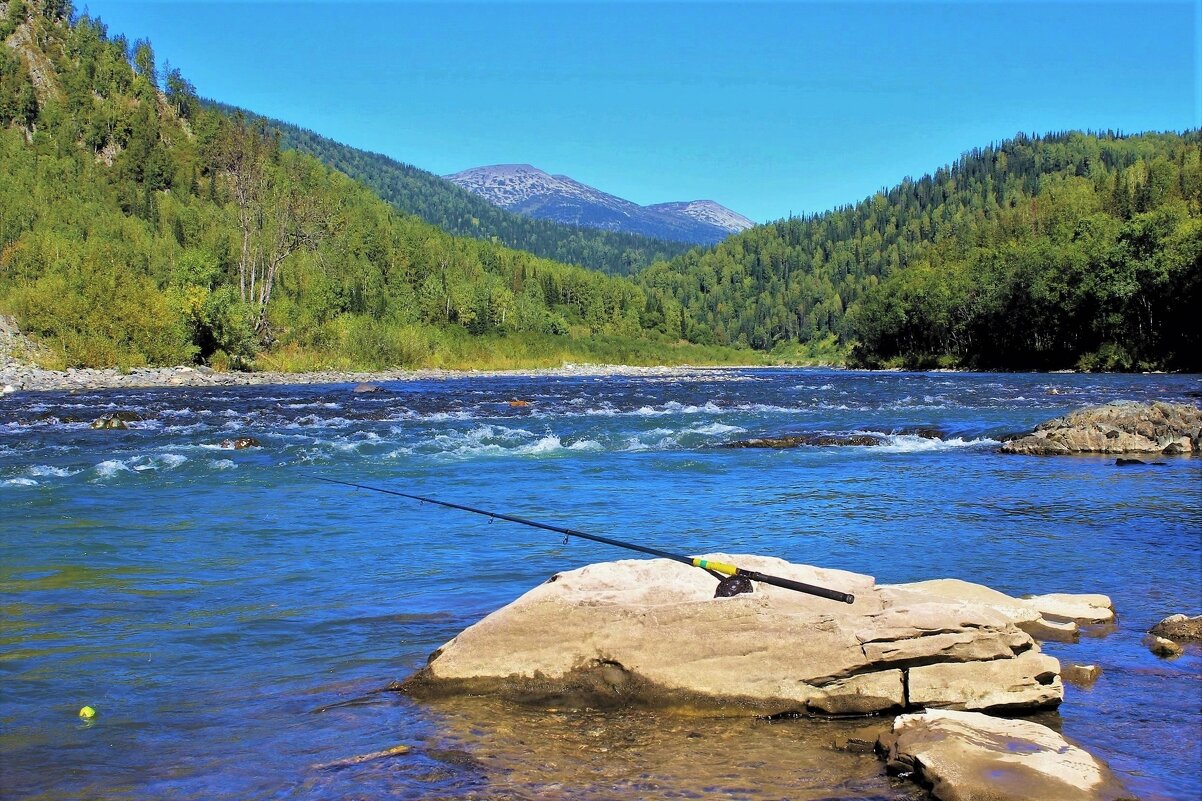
[445,165,754,245]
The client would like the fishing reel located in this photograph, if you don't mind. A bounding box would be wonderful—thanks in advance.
[713,573,754,597]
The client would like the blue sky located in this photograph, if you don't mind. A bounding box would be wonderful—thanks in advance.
[82,1,1199,222]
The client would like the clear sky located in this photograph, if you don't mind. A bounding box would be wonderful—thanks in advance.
[81,1,1199,222]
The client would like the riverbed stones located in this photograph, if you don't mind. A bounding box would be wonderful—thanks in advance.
[1000,401,1202,455]
[878,709,1133,801]
[402,555,1065,715]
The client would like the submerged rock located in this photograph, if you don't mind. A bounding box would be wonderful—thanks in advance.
[878,708,1133,801]
[219,437,261,449]
[1144,634,1184,658]
[1062,663,1102,687]
[1000,401,1202,455]
[724,433,884,448]
[402,556,1066,716]
[90,410,145,429]
[1149,613,1202,643]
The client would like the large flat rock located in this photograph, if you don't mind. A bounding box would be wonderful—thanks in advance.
[1001,401,1202,455]
[879,709,1134,801]
[402,555,1073,716]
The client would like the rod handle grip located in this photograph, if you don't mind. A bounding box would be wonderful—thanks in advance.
[740,570,855,604]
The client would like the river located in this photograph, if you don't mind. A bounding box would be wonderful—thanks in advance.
[2,368,1199,800]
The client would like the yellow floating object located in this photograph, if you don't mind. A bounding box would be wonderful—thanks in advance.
[79,706,96,719]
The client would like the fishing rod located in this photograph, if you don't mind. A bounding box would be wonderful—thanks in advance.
[316,477,854,604]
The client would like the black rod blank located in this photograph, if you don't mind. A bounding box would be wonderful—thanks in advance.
[316,476,854,604]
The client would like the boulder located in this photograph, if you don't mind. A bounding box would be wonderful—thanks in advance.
[401,555,1063,716]
[1000,401,1202,455]
[878,708,1134,801]
[352,383,381,393]
[1149,613,1202,643]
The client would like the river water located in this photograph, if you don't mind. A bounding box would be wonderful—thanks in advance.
[1,368,1199,800]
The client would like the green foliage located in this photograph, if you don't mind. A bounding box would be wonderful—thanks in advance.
[643,131,1201,371]
[2,8,1193,374]
[0,9,720,371]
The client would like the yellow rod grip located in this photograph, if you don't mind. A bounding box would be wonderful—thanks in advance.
[691,558,738,575]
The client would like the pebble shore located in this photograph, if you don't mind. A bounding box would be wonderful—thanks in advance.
[0,360,718,394]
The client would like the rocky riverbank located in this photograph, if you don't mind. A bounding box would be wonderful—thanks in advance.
[0,360,717,394]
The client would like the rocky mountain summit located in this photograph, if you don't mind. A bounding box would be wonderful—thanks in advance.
[445,164,754,245]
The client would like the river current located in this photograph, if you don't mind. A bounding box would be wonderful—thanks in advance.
[1,368,1200,800]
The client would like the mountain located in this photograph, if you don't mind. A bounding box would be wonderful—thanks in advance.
[445,164,754,245]
[638,130,1201,370]
[257,118,695,276]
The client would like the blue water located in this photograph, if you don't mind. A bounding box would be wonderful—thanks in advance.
[2,368,1200,800]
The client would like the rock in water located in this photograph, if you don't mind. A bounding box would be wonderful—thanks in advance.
[1062,663,1102,687]
[352,383,381,393]
[219,437,261,449]
[878,709,1133,801]
[1149,613,1202,643]
[402,555,1065,715]
[1000,401,1202,455]
[724,433,884,448]
[1144,634,1184,657]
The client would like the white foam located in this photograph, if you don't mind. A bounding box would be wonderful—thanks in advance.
[4,477,38,486]
[688,422,745,436]
[93,453,189,477]
[208,459,237,470]
[94,459,131,478]
[876,435,999,453]
[28,465,80,477]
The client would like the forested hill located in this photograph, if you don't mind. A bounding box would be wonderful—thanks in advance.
[257,114,696,275]
[0,2,720,371]
[638,131,1201,370]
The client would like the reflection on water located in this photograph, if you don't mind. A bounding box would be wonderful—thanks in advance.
[1,368,1200,800]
